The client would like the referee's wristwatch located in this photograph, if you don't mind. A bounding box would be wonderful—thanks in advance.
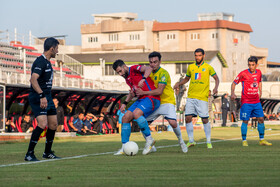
[39,92,46,99]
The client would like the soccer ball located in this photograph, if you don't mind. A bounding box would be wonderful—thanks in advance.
[123,141,139,156]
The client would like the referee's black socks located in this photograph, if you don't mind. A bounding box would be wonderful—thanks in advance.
[45,129,56,153]
[27,126,44,154]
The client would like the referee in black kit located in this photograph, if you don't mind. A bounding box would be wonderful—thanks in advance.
[25,38,60,161]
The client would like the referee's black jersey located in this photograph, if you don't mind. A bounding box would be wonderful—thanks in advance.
[30,55,53,94]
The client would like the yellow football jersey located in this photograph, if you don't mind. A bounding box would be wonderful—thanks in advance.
[186,62,216,101]
[150,67,176,105]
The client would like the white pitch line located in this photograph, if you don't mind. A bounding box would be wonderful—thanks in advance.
[0,133,279,168]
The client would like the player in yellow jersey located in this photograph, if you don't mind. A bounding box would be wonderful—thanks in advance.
[136,51,188,153]
[174,48,219,149]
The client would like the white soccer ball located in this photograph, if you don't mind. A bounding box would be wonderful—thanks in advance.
[123,141,139,156]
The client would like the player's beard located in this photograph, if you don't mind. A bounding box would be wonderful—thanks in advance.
[196,57,204,65]
[122,70,128,79]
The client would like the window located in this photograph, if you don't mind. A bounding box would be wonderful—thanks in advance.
[211,33,218,39]
[167,34,176,40]
[105,64,117,75]
[88,36,98,43]
[109,33,118,42]
[190,33,200,40]
[129,34,140,41]
[156,33,159,42]
[176,64,188,74]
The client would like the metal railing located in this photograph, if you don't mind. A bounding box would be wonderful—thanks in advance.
[0,69,129,91]
[56,54,84,76]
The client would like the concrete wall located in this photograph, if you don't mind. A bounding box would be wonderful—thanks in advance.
[32,44,81,54]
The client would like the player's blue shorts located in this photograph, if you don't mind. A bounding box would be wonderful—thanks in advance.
[240,102,264,121]
[29,92,57,117]
[128,97,160,118]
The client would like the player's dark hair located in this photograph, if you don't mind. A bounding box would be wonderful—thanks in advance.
[248,56,258,64]
[113,59,125,70]
[148,51,161,61]
[44,37,59,52]
[194,48,205,55]
[23,114,30,118]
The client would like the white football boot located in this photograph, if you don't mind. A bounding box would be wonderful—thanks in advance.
[180,142,188,153]
[142,137,156,155]
[114,148,124,155]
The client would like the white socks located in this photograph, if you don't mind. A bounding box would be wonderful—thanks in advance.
[173,125,184,144]
[203,122,211,143]
[146,135,153,141]
[186,122,194,143]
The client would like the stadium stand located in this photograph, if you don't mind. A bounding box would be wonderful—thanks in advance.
[0,41,102,90]
[0,41,82,80]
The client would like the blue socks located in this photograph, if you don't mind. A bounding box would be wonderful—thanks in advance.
[241,122,265,141]
[121,123,131,144]
[136,116,151,137]
[258,123,265,140]
[121,116,151,144]
[241,122,247,141]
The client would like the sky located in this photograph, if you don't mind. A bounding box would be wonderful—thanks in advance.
[0,0,279,62]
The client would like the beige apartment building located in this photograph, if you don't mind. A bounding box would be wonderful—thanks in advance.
[81,12,153,53]
[80,12,268,82]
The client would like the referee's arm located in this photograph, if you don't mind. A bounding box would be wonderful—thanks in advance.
[30,73,48,109]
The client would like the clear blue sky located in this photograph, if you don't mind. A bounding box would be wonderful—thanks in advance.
[1,0,279,62]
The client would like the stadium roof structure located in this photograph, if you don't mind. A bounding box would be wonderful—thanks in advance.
[37,35,68,39]
[267,61,280,66]
[152,20,253,33]
[68,51,228,67]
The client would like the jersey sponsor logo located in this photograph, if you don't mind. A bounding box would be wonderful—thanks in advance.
[191,81,204,84]
[46,72,53,85]
[45,69,51,72]
[34,67,41,70]
[161,75,166,82]
[195,73,201,80]
[251,82,258,88]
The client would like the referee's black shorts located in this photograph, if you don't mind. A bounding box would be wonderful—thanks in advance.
[29,92,57,117]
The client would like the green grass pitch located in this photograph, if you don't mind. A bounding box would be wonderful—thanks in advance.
[0,125,280,186]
